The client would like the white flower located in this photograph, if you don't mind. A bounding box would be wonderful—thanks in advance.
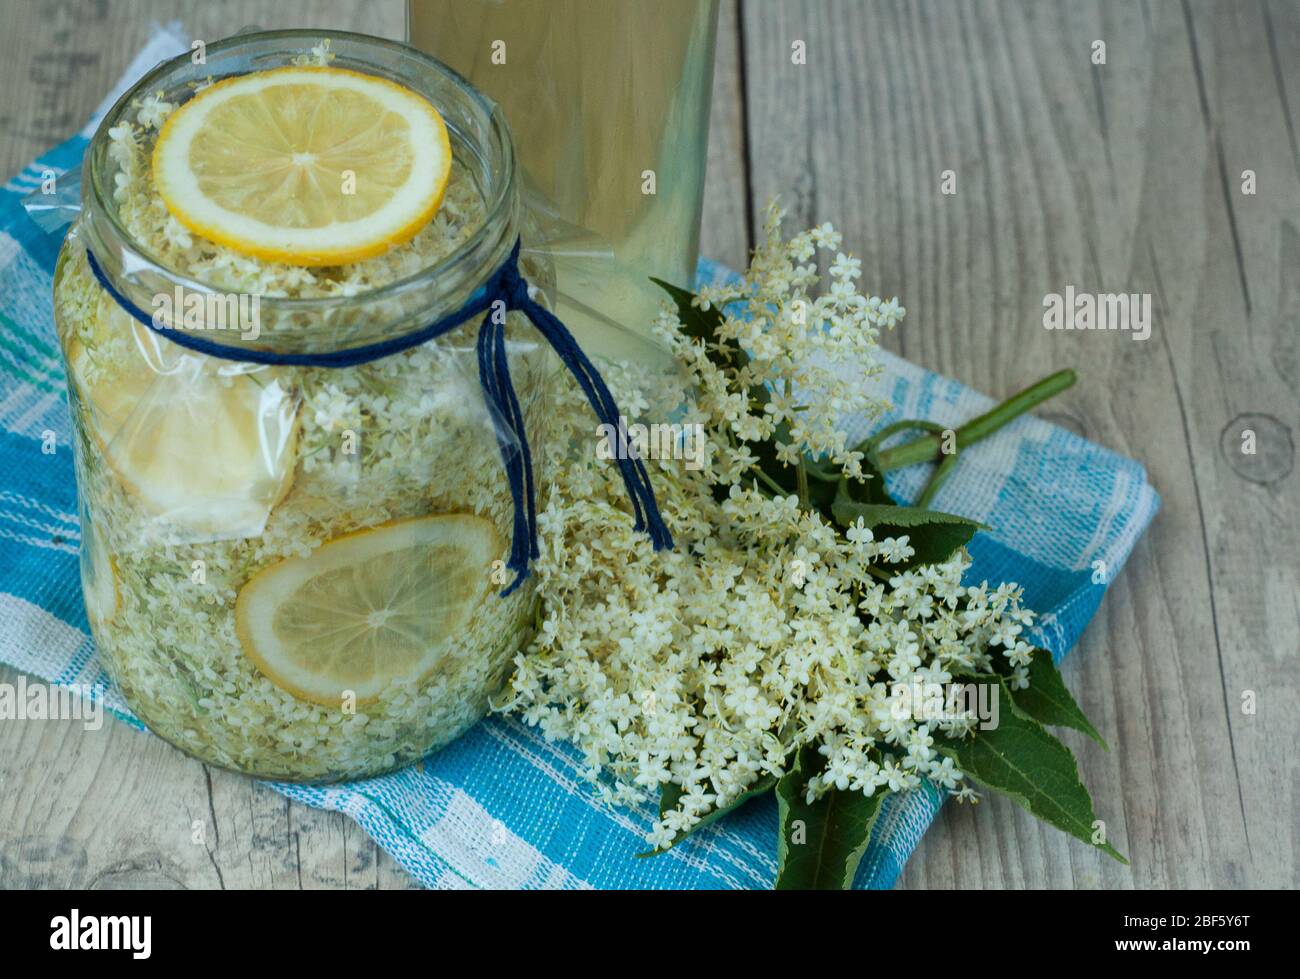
[845,516,874,548]
[1006,640,1036,668]
[830,252,862,280]
[929,756,962,789]
[135,91,175,130]
[306,39,335,65]
[809,222,841,249]
[646,823,677,851]
[876,298,906,328]
[878,536,914,563]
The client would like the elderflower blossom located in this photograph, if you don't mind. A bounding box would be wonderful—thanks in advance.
[656,201,898,482]
[504,212,1036,847]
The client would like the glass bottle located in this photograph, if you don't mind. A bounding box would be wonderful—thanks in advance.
[409,0,720,365]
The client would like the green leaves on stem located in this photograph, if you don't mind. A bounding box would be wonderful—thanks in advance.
[933,674,1126,863]
[768,661,1122,889]
[995,647,1109,750]
[774,748,886,890]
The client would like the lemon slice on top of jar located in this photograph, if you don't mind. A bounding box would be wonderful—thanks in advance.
[235,514,501,706]
[152,66,452,266]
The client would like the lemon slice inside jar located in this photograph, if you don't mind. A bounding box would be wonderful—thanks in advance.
[235,514,501,706]
[66,306,299,536]
[80,518,119,628]
[152,66,452,266]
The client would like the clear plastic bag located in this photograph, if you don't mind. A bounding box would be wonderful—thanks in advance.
[22,163,83,234]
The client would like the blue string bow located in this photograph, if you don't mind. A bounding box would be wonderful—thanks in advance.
[84,239,673,594]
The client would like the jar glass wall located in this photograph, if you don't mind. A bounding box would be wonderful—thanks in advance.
[53,30,552,781]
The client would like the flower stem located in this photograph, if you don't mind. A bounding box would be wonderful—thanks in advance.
[912,451,960,509]
[753,467,790,497]
[874,369,1076,473]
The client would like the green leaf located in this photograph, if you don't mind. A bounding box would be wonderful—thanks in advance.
[637,774,778,857]
[655,780,684,818]
[933,677,1127,863]
[831,500,985,567]
[651,276,723,346]
[1000,648,1109,750]
[773,748,888,889]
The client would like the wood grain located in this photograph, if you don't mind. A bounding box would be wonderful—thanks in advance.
[700,0,752,270]
[739,0,1297,889]
[1,0,1294,889]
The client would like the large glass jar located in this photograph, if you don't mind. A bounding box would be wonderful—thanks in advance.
[52,30,552,781]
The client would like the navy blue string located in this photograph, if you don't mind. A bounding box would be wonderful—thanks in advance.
[84,239,673,594]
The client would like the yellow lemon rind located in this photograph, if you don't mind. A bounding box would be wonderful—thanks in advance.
[152,66,452,267]
[234,514,501,707]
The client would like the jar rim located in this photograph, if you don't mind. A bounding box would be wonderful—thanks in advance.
[82,28,518,319]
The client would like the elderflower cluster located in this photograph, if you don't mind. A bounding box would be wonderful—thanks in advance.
[657,202,901,485]
[504,212,1037,849]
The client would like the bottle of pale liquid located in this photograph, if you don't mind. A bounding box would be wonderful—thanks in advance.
[408,0,719,365]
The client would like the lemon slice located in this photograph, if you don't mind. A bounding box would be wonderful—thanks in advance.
[67,304,299,536]
[235,514,501,705]
[80,517,119,628]
[152,66,451,266]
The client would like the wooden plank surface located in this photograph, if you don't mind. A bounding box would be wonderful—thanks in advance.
[0,0,1295,889]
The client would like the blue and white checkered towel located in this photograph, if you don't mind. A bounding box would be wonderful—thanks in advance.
[0,25,1158,889]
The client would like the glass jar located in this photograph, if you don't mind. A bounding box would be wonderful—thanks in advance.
[52,30,553,781]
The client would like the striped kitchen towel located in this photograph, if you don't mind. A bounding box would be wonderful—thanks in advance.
[0,24,1158,889]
